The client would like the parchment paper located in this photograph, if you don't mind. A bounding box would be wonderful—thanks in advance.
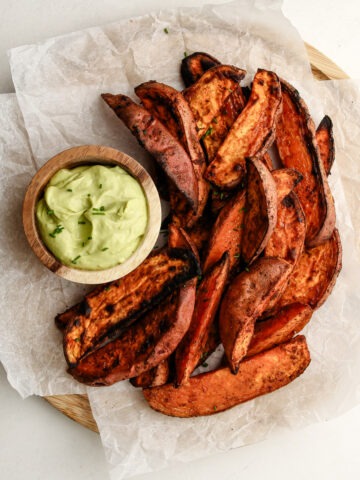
[1,0,360,478]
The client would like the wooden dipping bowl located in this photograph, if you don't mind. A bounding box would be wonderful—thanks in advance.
[22,145,162,284]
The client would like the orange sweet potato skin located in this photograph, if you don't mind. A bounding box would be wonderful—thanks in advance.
[101,93,198,210]
[205,69,282,189]
[241,157,278,265]
[264,192,306,266]
[219,257,292,373]
[275,80,335,247]
[316,115,334,176]
[275,228,342,310]
[143,335,310,417]
[175,253,230,386]
[68,282,196,386]
[203,190,246,274]
[247,303,312,357]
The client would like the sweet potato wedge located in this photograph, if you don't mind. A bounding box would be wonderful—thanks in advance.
[175,253,230,386]
[69,282,196,386]
[316,115,335,176]
[264,192,306,265]
[202,85,246,163]
[271,168,303,202]
[275,228,342,310]
[183,65,246,139]
[143,335,310,417]
[101,93,198,210]
[135,81,209,226]
[203,189,246,273]
[219,257,292,373]
[181,52,221,87]
[241,157,278,265]
[247,303,312,357]
[275,80,335,247]
[168,223,200,262]
[63,248,200,367]
[205,69,282,189]
[130,359,171,388]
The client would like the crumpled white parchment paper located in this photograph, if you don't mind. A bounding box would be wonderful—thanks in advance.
[1,0,360,478]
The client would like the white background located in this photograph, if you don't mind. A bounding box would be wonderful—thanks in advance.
[1,0,360,479]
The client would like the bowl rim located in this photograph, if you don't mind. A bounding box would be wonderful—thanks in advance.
[22,145,162,284]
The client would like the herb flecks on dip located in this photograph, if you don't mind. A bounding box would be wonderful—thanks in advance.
[36,165,148,270]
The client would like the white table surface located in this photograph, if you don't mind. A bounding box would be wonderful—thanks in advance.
[1,1,360,479]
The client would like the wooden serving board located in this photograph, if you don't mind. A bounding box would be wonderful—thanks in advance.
[44,43,348,434]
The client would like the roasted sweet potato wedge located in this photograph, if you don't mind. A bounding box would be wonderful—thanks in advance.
[219,257,292,373]
[181,52,221,87]
[316,115,334,176]
[175,253,230,386]
[135,81,209,226]
[68,282,196,386]
[130,359,171,388]
[247,303,312,357]
[101,93,198,210]
[264,192,306,265]
[205,69,282,189]
[183,65,246,139]
[143,335,310,417]
[202,85,246,163]
[168,223,200,262]
[271,168,303,202]
[203,189,246,273]
[275,80,336,247]
[275,228,342,310]
[241,157,278,265]
[63,248,200,367]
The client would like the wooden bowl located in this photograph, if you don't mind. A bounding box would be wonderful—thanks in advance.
[23,145,161,284]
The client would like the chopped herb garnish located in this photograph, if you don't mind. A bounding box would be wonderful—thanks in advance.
[88,236,92,240]
[74,337,81,342]
[213,117,218,124]
[184,51,188,58]
[220,192,225,200]
[78,221,86,225]
[245,266,250,272]
[66,189,72,192]
[104,285,110,291]
[47,209,54,216]
[201,126,213,140]
[240,207,249,212]
[87,193,91,197]
[164,27,169,34]
[100,206,105,211]
[99,183,103,189]
[101,247,109,252]
[49,224,64,238]
[202,362,208,367]
[71,255,81,264]
[213,405,217,411]
[92,212,105,215]
[82,242,85,247]
[197,275,203,282]
[234,254,240,258]
[142,129,147,135]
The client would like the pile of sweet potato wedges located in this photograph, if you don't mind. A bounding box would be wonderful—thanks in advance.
[56,52,342,417]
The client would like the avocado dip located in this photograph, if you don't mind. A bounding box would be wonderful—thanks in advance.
[36,165,148,270]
